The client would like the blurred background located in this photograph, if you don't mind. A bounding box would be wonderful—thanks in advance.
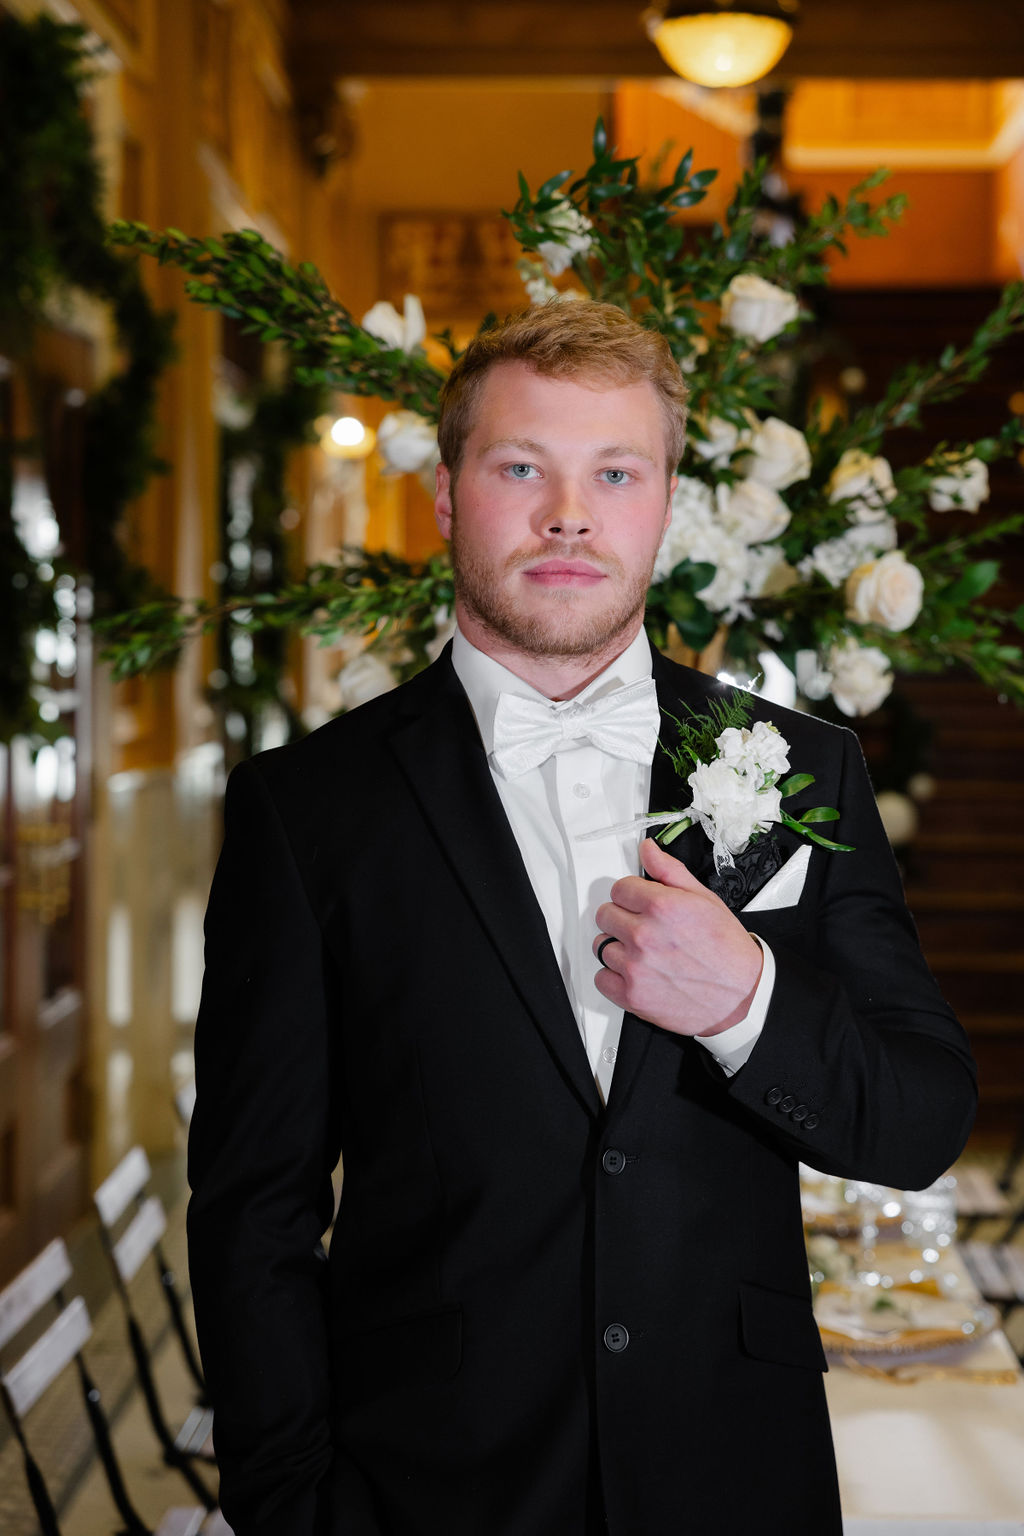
[1,0,1023,1308]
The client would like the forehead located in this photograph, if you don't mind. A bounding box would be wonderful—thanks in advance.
[466,361,667,453]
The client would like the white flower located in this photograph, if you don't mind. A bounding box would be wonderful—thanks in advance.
[716,720,790,785]
[716,479,791,544]
[690,415,750,469]
[652,476,716,582]
[795,649,833,702]
[721,273,799,344]
[361,294,426,353]
[740,417,811,490]
[687,757,783,860]
[517,257,559,306]
[801,518,898,588]
[535,197,593,275]
[377,411,440,475]
[744,544,799,600]
[828,449,897,524]
[928,456,990,513]
[827,637,893,717]
[846,549,924,633]
[698,543,754,621]
[337,653,397,710]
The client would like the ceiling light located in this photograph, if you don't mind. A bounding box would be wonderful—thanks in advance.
[645,1,798,89]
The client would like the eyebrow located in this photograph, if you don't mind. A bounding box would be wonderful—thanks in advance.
[479,436,658,466]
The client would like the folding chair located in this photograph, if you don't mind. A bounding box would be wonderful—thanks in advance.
[0,1237,210,1536]
[94,1147,216,1507]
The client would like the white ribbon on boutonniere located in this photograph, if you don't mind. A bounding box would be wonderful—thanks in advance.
[578,691,854,871]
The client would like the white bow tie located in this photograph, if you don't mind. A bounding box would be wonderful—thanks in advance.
[491,677,660,779]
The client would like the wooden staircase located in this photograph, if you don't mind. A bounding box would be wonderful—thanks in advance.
[888,677,1024,1141]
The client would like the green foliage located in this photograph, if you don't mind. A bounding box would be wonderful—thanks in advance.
[659,690,754,776]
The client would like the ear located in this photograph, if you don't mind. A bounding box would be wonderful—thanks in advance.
[435,463,453,540]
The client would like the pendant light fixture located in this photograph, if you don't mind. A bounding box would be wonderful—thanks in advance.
[645,1,798,89]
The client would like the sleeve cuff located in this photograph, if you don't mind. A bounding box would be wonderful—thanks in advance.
[693,935,775,1078]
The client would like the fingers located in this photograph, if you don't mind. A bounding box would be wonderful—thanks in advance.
[639,836,704,890]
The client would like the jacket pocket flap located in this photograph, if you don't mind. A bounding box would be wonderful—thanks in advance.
[739,1281,827,1373]
[343,1303,463,1398]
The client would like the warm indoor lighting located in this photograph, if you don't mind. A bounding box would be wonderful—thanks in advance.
[646,1,797,89]
[319,413,376,460]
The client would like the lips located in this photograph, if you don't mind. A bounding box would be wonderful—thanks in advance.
[524,559,605,583]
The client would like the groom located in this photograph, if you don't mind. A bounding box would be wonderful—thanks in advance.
[187,300,977,1536]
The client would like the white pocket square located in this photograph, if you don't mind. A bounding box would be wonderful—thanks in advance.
[741,844,811,913]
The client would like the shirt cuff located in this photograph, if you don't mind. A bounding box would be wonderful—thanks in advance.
[693,935,775,1078]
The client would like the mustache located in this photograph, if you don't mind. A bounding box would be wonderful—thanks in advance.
[503,542,624,576]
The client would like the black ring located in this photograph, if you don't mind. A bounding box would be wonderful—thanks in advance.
[597,936,619,968]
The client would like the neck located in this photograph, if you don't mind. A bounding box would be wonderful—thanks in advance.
[455,606,646,701]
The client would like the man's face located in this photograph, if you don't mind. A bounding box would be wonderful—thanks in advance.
[434,361,675,662]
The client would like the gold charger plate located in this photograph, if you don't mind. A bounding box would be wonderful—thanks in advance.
[815,1283,999,1361]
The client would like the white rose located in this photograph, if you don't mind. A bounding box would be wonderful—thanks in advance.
[361,294,426,353]
[687,759,782,858]
[337,653,397,710]
[744,544,799,599]
[690,415,750,469]
[928,456,990,512]
[802,517,898,588]
[697,540,753,621]
[377,411,440,475]
[827,637,893,717]
[795,648,832,702]
[828,448,897,524]
[716,479,791,544]
[846,549,924,632]
[679,333,709,375]
[741,417,811,490]
[721,273,799,344]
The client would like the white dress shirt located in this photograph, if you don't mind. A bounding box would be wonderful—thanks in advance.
[451,627,773,1102]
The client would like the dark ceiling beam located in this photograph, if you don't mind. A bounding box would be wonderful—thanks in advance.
[289,0,1024,100]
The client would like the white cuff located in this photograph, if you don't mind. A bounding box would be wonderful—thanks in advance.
[694,935,775,1078]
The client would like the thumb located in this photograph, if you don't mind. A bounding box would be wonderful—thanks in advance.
[640,835,703,890]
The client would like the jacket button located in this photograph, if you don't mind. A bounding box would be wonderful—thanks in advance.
[779,1095,796,1113]
[791,1103,808,1122]
[765,1087,783,1106]
[803,1113,820,1130]
[603,1323,629,1353]
[602,1148,626,1175]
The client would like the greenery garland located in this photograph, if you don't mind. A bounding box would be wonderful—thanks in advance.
[0,13,175,743]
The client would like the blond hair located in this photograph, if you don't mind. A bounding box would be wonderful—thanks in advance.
[437,300,688,484]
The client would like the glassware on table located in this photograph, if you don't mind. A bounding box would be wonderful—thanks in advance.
[900,1174,958,1285]
[844,1181,904,1287]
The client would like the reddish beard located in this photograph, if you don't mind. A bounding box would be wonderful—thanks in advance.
[449,511,653,661]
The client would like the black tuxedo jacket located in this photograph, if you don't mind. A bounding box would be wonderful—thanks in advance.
[187,644,977,1536]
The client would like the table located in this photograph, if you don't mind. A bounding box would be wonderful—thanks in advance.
[823,1250,1024,1531]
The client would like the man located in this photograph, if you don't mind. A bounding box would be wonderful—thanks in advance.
[188,301,976,1536]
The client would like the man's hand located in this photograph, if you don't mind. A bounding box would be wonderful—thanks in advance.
[593,837,763,1038]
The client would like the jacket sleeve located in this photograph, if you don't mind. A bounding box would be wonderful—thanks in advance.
[725,725,978,1188]
[187,758,379,1535]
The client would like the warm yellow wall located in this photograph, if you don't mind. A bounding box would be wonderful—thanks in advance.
[614,80,749,224]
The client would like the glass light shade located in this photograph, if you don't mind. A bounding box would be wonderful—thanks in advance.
[321,416,376,460]
[651,13,793,87]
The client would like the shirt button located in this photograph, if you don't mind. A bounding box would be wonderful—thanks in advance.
[603,1323,629,1353]
[573,782,591,799]
[602,1046,617,1064]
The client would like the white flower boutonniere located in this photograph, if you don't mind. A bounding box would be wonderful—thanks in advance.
[652,693,855,871]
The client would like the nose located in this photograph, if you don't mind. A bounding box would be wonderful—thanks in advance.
[538,483,596,540]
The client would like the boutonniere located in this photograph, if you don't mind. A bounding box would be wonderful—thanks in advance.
[652,692,855,871]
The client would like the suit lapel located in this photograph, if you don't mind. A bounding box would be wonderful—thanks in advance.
[605,650,718,1123]
[387,657,603,1119]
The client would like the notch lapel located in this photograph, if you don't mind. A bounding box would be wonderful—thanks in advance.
[387,660,603,1119]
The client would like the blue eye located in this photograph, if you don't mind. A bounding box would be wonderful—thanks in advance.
[602,469,631,485]
[508,463,536,479]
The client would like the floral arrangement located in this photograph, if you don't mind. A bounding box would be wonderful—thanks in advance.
[102,119,1024,719]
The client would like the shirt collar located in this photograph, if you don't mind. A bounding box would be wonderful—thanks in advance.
[451,624,654,756]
